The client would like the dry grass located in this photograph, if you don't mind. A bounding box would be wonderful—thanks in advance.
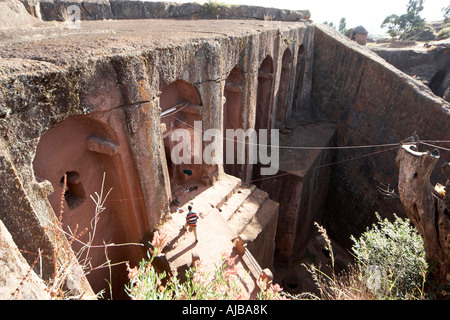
[301,222,375,300]
[303,262,375,300]
[8,172,142,299]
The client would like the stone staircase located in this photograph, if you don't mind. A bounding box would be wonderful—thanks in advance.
[155,174,279,296]
[224,185,278,241]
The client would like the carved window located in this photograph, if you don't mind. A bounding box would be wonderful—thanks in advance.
[59,171,85,210]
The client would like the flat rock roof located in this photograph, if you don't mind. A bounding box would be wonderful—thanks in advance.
[0,18,308,76]
[278,123,337,176]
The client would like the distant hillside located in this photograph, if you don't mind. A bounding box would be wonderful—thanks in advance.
[405,20,450,41]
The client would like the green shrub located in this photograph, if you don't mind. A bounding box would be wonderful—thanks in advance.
[350,213,427,299]
[437,27,450,40]
[201,0,230,16]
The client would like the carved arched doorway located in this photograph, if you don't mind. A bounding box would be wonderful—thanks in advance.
[33,115,144,299]
[293,44,306,113]
[159,80,204,206]
[255,56,274,131]
[223,66,244,178]
[276,48,292,123]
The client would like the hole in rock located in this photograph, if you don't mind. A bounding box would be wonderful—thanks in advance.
[59,171,85,210]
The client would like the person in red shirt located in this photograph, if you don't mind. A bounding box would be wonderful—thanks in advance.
[184,205,198,242]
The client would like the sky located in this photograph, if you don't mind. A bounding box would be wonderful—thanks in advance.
[145,0,449,37]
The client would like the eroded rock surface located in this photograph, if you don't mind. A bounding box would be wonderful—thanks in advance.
[0,219,50,300]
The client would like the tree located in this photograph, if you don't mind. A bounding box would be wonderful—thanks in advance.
[381,0,426,39]
[381,14,404,39]
[323,21,336,29]
[443,5,450,22]
[338,17,348,35]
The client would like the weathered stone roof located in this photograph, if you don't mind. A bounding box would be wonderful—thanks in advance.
[0,18,309,77]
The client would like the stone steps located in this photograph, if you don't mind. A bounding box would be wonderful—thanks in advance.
[159,173,279,298]
[190,174,242,215]
[226,188,270,238]
[160,174,241,252]
[240,197,279,243]
[165,204,234,271]
[217,182,256,221]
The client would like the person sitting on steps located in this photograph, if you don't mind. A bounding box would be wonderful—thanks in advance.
[184,205,198,242]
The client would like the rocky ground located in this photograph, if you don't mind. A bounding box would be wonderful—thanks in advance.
[367,38,450,102]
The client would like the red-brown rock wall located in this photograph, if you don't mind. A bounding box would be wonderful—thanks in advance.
[312,24,450,247]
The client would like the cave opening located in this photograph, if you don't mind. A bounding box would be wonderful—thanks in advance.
[428,69,447,98]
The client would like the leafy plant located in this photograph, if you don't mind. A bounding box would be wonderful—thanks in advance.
[350,213,427,299]
[201,0,230,18]
[125,231,285,300]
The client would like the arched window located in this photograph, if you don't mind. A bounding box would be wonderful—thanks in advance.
[223,66,244,177]
[293,45,306,113]
[255,55,274,131]
[276,48,292,123]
